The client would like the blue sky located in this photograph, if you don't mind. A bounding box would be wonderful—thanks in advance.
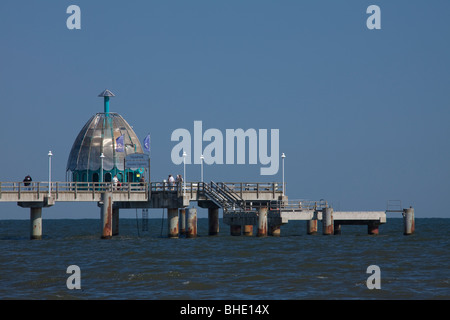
[0,1,449,219]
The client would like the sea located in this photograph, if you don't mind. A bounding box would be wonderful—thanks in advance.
[0,218,448,302]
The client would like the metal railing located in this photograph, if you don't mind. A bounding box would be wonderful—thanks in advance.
[271,199,328,211]
[149,181,282,212]
[149,182,283,196]
[201,182,229,208]
[149,181,245,210]
[211,182,246,210]
[0,181,148,201]
[1,180,283,199]
[386,200,403,212]
[218,182,282,198]
[150,182,200,198]
[229,199,329,212]
[199,182,245,211]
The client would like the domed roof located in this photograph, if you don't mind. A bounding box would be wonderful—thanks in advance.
[66,112,143,172]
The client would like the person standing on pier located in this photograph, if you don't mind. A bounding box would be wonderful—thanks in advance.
[139,175,145,190]
[113,175,119,190]
[168,174,175,190]
[176,174,183,192]
[23,175,32,190]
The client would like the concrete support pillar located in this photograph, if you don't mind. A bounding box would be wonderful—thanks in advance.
[208,207,220,236]
[257,207,268,237]
[179,208,186,235]
[307,219,318,235]
[403,207,415,235]
[269,224,281,237]
[230,225,241,236]
[243,225,253,236]
[168,208,179,238]
[186,208,197,238]
[30,207,42,240]
[322,207,334,235]
[112,207,119,236]
[368,222,379,235]
[100,192,113,239]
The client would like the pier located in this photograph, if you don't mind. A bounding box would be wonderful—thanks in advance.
[0,89,414,239]
[0,180,411,239]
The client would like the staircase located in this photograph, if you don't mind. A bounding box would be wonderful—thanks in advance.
[200,181,245,212]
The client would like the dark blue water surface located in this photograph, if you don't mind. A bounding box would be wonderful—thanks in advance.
[0,218,448,299]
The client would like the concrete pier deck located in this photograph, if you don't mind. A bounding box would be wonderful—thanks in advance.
[0,180,406,238]
[223,210,386,226]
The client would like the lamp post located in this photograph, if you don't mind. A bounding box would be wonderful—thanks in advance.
[100,153,105,183]
[281,153,286,196]
[183,151,187,196]
[200,154,204,183]
[48,151,53,197]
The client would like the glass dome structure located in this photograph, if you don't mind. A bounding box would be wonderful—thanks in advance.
[66,90,145,183]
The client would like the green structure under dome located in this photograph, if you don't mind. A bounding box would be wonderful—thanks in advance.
[66,89,145,183]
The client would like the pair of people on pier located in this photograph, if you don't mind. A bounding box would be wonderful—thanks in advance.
[167,174,183,190]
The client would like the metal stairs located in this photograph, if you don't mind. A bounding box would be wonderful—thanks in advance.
[200,181,245,212]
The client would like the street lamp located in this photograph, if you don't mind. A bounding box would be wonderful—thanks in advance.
[48,151,53,197]
[100,153,105,183]
[200,154,204,183]
[183,151,187,196]
[281,153,286,196]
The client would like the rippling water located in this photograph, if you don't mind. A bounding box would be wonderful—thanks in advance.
[0,218,448,300]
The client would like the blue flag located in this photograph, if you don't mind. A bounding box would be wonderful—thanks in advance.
[143,134,150,153]
[116,135,124,152]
